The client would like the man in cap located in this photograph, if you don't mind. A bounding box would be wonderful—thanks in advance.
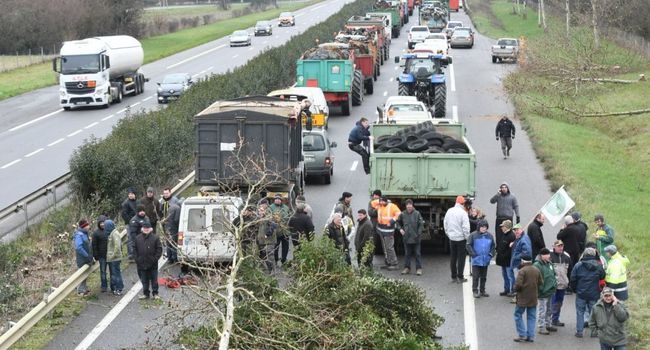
[604,245,630,301]
[335,192,354,222]
[74,219,94,296]
[533,248,557,335]
[496,219,516,296]
[589,287,629,349]
[134,221,162,300]
[490,182,520,229]
[513,255,543,343]
[550,240,572,327]
[376,196,401,270]
[466,219,495,297]
[570,247,605,338]
[128,205,150,261]
[593,214,615,260]
[270,194,290,267]
[444,196,471,283]
[510,223,532,283]
[121,187,138,225]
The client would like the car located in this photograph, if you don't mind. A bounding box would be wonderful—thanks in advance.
[408,25,431,49]
[254,20,272,36]
[302,129,336,184]
[279,12,295,26]
[450,28,474,48]
[267,87,330,129]
[157,73,192,103]
[229,30,251,47]
[420,34,449,54]
[445,21,464,38]
[378,96,432,124]
[491,37,519,63]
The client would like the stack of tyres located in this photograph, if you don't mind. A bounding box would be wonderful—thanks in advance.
[373,121,469,154]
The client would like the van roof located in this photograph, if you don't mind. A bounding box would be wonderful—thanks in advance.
[183,195,243,206]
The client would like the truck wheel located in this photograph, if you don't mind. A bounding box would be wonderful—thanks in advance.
[492,56,497,63]
[341,99,350,116]
[116,83,123,103]
[352,70,363,106]
[392,28,399,39]
[384,46,389,61]
[433,83,446,118]
[365,79,374,95]
[323,172,331,185]
[398,83,409,96]
[380,49,384,65]
[63,107,71,111]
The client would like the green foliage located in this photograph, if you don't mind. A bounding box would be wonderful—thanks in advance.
[0,244,25,314]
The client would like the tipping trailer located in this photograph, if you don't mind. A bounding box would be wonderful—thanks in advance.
[194,96,305,200]
[346,15,391,65]
[369,120,476,253]
[296,43,364,116]
[373,0,404,38]
[419,6,448,33]
[53,36,147,110]
[335,33,379,95]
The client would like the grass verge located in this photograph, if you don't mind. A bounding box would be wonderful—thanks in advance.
[0,0,320,101]
[467,0,650,347]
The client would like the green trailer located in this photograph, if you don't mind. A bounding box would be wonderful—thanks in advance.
[371,0,404,38]
[369,121,476,252]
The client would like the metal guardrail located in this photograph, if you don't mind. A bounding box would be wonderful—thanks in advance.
[0,171,196,350]
[0,173,72,243]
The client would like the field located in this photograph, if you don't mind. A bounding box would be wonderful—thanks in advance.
[466,0,650,347]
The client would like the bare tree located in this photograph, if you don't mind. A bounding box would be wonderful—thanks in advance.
[590,0,600,48]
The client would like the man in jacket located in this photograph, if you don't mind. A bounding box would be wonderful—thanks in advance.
[295,195,313,219]
[128,206,150,261]
[593,214,615,260]
[355,209,374,269]
[466,220,495,298]
[513,255,543,343]
[510,223,532,279]
[527,213,546,259]
[589,287,629,350]
[121,188,138,225]
[550,240,572,327]
[444,196,470,283]
[495,115,515,158]
[334,192,355,234]
[270,194,291,266]
[74,219,94,296]
[533,248,558,335]
[256,205,276,274]
[140,187,160,233]
[348,117,371,174]
[288,203,315,249]
[376,197,401,270]
[327,213,350,264]
[604,245,629,301]
[91,215,109,293]
[397,200,425,276]
[570,247,606,338]
[135,221,162,300]
[557,215,582,268]
[490,182,520,229]
[163,200,181,264]
[496,220,516,296]
[105,220,124,296]
[571,211,588,256]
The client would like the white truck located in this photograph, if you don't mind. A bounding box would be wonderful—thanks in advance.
[53,35,147,110]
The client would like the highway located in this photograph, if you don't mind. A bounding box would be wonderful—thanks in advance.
[2,2,600,349]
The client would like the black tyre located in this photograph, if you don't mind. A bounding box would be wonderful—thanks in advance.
[492,56,497,63]
[433,83,446,118]
[386,148,404,153]
[406,138,429,152]
[424,146,444,153]
[380,49,384,65]
[384,45,389,61]
[352,70,363,106]
[420,131,442,140]
[139,74,145,93]
[398,83,409,96]
[384,136,406,149]
[365,79,374,95]
[116,83,123,103]
[376,134,392,145]
[341,99,351,116]
[324,172,331,184]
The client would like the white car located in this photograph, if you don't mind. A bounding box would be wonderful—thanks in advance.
[378,96,432,124]
[229,30,251,47]
[420,37,449,54]
[445,21,464,38]
[408,26,431,49]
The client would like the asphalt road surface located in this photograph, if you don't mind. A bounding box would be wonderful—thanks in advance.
[41,5,600,350]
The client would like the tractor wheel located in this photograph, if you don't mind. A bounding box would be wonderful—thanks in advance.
[398,83,409,96]
[341,99,351,116]
[492,56,497,63]
[365,79,374,95]
[433,83,446,118]
[352,70,363,106]
[380,49,384,65]
[384,45,389,61]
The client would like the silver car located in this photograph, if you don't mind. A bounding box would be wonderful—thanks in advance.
[229,30,251,47]
[450,28,474,48]
[302,129,336,184]
[157,73,192,103]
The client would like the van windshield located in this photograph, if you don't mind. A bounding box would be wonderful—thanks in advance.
[303,134,326,151]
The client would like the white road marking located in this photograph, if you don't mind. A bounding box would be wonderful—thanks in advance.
[248,47,254,51]
[389,77,393,82]
[102,114,115,121]
[192,74,200,78]
[463,260,478,349]
[166,44,226,69]
[142,96,153,102]
[452,105,458,122]
[199,70,207,75]
[67,129,82,137]
[312,4,326,10]
[394,66,399,70]
[350,160,358,171]
[25,148,44,158]
[207,66,214,70]
[295,13,304,17]
[232,54,239,58]
[449,63,456,92]
[116,108,127,114]
[1,159,21,169]
[48,138,65,147]
[74,257,168,350]
[131,102,141,107]
[10,109,62,132]
[84,122,98,129]
[263,41,268,44]
[383,91,388,97]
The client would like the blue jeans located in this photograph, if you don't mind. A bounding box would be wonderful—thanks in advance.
[551,289,566,322]
[514,305,537,339]
[109,261,124,292]
[600,344,626,350]
[508,267,516,292]
[404,242,422,269]
[575,297,596,335]
[98,258,108,290]
[501,266,511,292]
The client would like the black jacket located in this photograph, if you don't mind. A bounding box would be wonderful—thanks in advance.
[121,198,138,224]
[355,218,374,254]
[327,222,349,250]
[288,211,315,239]
[92,227,108,260]
[140,195,160,225]
[134,233,162,270]
[129,214,151,236]
[527,220,546,258]
[495,118,515,138]
[557,223,581,264]
[574,221,588,255]
[496,229,516,267]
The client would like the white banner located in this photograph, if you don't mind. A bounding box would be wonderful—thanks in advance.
[540,186,576,226]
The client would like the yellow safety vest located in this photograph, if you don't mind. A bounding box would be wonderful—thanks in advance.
[605,252,629,284]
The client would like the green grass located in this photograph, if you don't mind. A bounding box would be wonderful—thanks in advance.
[469,0,650,347]
[0,0,320,101]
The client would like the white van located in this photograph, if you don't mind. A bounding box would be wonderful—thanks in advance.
[177,193,243,264]
[268,87,329,129]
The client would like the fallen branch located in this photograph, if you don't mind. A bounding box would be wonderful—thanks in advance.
[572,77,644,84]
[576,108,650,118]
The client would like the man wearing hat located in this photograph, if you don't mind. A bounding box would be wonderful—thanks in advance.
[128,205,151,261]
[134,221,162,300]
[335,192,355,223]
[510,223,532,283]
[443,195,471,283]
[513,254,543,343]
[376,196,401,270]
[73,219,94,296]
[550,240,572,327]
[533,248,557,335]
[589,287,629,349]
[604,245,630,301]
[570,247,605,338]
[496,220,516,296]
[270,194,290,267]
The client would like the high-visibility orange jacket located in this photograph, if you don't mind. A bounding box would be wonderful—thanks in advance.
[377,203,401,226]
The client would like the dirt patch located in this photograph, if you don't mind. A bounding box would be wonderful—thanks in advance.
[468,0,505,31]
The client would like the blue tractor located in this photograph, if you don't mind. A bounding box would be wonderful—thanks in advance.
[395,53,452,118]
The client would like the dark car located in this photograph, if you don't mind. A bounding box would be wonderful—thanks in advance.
[303,129,336,184]
[157,73,192,103]
[254,20,273,36]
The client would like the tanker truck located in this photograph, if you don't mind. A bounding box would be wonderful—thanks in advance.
[53,36,147,110]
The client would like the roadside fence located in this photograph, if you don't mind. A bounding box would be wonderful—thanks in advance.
[0,45,59,73]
